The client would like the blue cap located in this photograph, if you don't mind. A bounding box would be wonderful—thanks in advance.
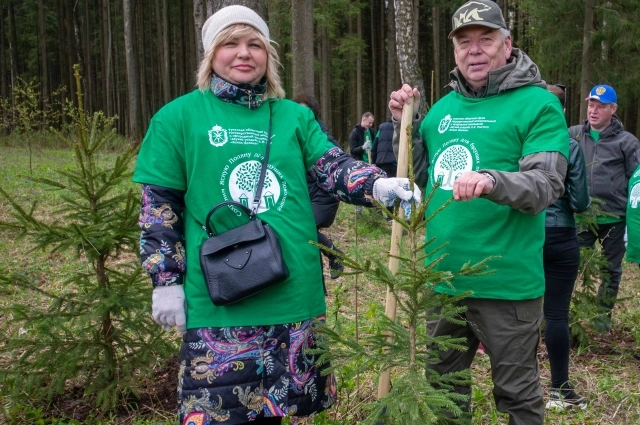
[585,84,617,104]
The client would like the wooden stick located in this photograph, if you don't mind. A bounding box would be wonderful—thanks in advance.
[377,97,414,398]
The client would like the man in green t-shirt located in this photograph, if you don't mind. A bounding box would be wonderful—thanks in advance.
[569,84,640,333]
[389,0,568,422]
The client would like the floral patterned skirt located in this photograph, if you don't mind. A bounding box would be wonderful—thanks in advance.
[178,316,337,425]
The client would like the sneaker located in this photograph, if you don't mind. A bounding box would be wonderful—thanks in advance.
[633,353,640,361]
[546,388,588,410]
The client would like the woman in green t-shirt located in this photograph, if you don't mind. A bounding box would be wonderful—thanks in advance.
[133,6,420,425]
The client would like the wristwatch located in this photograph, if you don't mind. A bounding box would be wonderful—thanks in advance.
[480,172,496,185]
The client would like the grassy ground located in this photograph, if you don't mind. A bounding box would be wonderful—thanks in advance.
[1,145,640,424]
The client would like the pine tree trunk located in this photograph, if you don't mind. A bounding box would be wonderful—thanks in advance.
[356,13,363,118]
[1,5,7,134]
[193,0,206,64]
[161,0,171,103]
[349,17,357,127]
[291,0,314,97]
[369,1,378,121]
[38,0,48,128]
[394,0,425,113]
[82,2,93,113]
[102,0,113,116]
[580,0,595,122]
[320,24,331,132]
[386,0,398,102]
[8,1,19,88]
[432,6,440,103]
[137,4,148,126]
[123,0,142,146]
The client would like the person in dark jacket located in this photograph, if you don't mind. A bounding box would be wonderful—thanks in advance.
[348,112,375,162]
[294,93,344,279]
[372,118,397,178]
[543,84,591,410]
[569,84,640,333]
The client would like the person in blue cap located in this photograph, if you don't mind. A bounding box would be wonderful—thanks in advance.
[569,84,640,333]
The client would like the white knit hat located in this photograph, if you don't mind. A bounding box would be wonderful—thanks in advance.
[201,5,270,53]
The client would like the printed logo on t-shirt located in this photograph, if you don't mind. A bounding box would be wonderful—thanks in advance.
[219,154,288,213]
[437,115,496,134]
[208,125,270,148]
[430,138,480,190]
[630,182,640,208]
[208,125,228,147]
[438,115,452,133]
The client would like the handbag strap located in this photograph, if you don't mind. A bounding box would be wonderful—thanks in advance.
[203,103,273,235]
[204,201,252,236]
[251,104,273,216]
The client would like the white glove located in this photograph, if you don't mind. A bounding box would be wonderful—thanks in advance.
[362,141,371,150]
[152,285,187,335]
[372,177,422,216]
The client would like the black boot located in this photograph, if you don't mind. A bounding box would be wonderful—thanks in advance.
[592,285,619,333]
[328,246,344,279]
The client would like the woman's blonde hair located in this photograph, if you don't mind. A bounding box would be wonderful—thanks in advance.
[196,24,285,99]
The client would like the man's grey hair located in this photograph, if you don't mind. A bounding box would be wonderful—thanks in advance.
[452,27,511,47]
[499,28,511,41]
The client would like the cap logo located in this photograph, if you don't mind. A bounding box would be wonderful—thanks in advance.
[453,1,493,30]
[595,86,606,96]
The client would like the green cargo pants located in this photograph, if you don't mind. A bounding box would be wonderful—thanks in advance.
[426,297,544,425]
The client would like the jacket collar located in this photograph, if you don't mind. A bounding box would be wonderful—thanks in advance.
[581,115,624,139]
[210,73,268,109]
[447,48,546,98]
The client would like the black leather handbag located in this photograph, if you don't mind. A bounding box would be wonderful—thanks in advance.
[199,201,289,306]
[199,108,289,306]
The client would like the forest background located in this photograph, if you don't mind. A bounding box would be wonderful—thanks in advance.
[2,0,640,146]
[2,1,640,424]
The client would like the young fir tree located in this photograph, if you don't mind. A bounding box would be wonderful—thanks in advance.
[0,65,176,414]
[570,199,621,345]
[315,125,495,425]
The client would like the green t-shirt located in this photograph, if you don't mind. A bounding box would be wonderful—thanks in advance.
[589,129,601,142]
[133,90,336,328]
[626,164,640,263]
[420,86,569,300]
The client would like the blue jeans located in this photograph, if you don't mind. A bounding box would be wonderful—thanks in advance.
[543,227,580,388]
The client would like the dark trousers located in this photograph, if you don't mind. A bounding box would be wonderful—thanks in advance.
[543,227,580,389]
[377,163,397,178]
[317,231,335,259]
[427,297,544,425]
[577,222,627,311]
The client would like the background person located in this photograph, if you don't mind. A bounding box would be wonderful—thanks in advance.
[626,164,640,360]
[543,84,591,410]
[389,0,568,422]
[349,112,375,162]
[569,84,640,333]
[372,117,397,178]
[293,92,344,279]
[133,6,420,425]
